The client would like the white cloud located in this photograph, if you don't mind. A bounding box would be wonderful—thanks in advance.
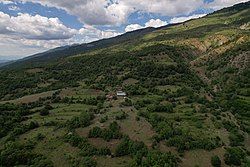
[0,11,120,58]
[19,0,133,25]
[125,18,168,32]
[125,24,144,32]
[145,19,168,28]
[122,0,204,16]
[170,14,206,24]
[19,0,205,25]
[0,12,76,40]
[0,0,14,4]
[7,0,248,26]
[206,0,249,10]
[78,25,121,42]
[0,36,49,58]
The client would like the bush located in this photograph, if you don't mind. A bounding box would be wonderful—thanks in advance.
[100,116,108,123]
[40,109,49,116]
[115,111,128,120]
[115,137,147,157]
[120,98,132,106]
[35,133,45,141]
[64,133,111,157]
[141,151,178,167]
[44,104,53,110]
[66,111,95,129]
[80,157,97,167]
[88,127,102,138]
[229,131,244,146]
[224,147,246,166]
[147,104,173,113]
[0,141,52,167]
[211,155,221,167]
[88,122,122,141]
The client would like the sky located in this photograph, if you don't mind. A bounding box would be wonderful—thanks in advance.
[0,0,248,60]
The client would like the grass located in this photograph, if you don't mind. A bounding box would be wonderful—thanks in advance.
[19,126,56,143]
[122,78,138,86]
[18,125,76,167]
[180,148,226,167]
[0,90,55,104]
[23,103,92,124]
[89,138,121,153]
[49,143,79,167]
[118,108,156,147]
[174,103,195,113]
[96,156,132,167]
[25,68,44,73]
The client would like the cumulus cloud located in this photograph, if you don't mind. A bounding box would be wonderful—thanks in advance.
[0,12,76,40]
[78,25,121,42]
[0,11,120,58]
[125,18,168,32]
[145,19,168,28]
[19,0,205,25]
[122,0,204,16]
[8,0,248,26]
[19,0,133,25]
[206,0,249,10]
[125,24,144,32]
[170,14,206,24]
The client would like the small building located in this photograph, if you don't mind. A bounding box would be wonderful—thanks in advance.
[116,91,126,97]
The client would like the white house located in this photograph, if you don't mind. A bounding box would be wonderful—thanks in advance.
[116,91,126,96]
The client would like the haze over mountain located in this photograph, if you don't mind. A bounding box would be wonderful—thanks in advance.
[0,1,249,167]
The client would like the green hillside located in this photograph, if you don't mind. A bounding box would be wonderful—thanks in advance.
[0,2,249,167]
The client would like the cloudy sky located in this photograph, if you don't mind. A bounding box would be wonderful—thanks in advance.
[0,0,248,59]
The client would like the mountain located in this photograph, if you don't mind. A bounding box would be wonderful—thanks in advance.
[0,59,15,67]
[0,2,249,167]
[4,27,156,69]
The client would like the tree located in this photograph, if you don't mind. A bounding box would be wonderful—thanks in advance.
[44,104,53,110]
[80,157,97,167]
[40,109,49,116]
[224,147,246,166]
[211,155,221,167]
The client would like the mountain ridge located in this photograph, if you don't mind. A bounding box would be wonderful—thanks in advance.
[0,2,249,167]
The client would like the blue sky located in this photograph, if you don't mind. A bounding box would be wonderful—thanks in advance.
[0,0,248,59]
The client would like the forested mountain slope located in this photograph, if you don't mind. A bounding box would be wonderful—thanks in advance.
[0,2,249,167]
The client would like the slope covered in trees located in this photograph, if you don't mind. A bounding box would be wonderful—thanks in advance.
[0,2,249,167]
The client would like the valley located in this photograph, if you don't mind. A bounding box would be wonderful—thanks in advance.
[0,2,249,167]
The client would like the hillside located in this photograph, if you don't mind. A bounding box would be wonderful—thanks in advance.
[0,60,14,67]
[0,2,249,167]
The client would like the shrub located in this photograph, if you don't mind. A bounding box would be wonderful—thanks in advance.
[100,116,108,123]
[115,111,128,120]
[80,157,97,167]
[66,111,95,129]
[211,155,221,167]
[147,104,173,113]
[141,151,178,167]
[35,133,45,141]
[224,147,246,166]
[229,131,244,146]
[121,98,133,106]
[44,104,53,110]
[88,122,122,141]
[40,109,49,116]
[115,137,147,157]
